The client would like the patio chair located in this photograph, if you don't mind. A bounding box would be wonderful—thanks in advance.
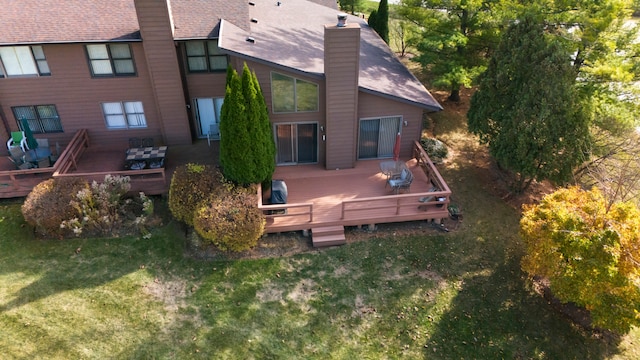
[149,158,164,169]
[128,137,142,148]
[6,131,28,152]
[8,157,34,170]
[207,123,220,146]
[387,168,413,194]
[8,146,26,163]
[142,137,154,147]
[49,142,62,163]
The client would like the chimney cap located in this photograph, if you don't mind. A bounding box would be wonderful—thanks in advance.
[337,13,348,27]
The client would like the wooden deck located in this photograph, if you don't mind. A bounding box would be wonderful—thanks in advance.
[1,130,452,242]
[260,141,452,235]
[0,129,219,198]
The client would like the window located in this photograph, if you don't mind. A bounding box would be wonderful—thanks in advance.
[86,44,135,76]
[0,46,50,77]
[271,72,318,113]
[12,105,63,134]
[102,101,147,129]
[185,40,228,72]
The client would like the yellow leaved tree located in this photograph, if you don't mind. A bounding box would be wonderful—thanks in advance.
[520,186,640,333]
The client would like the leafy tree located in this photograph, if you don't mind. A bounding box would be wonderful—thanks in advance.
[391,20,418,57]
[370,0,389,43]
[398,0,503,101]
[467,14,590,193]
[339,0,363,14]
[220,64,275,185]
[520,186,640,333]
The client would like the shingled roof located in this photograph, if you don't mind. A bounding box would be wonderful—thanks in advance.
[0,0,141,45]
[0,0,440,111]
[218,0,442,111]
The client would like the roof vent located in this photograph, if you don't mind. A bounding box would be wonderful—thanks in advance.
[251,18,258,23]
[337,13,348,27]
[249,1,255,5]
[246,37,255,43]
[277,1,281,6]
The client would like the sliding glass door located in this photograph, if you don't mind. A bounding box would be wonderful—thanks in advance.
[275,123,318,165]
[358,116,402,159]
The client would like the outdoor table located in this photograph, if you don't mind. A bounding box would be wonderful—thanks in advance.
[379,160,406,179]
[25,148,52,168]
[125,146,167,170]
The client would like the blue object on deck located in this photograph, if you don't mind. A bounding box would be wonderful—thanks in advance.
[270,179,288,205]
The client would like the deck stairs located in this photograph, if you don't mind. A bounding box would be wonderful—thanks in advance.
[311,225,346,247]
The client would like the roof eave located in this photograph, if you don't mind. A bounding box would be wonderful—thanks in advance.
[359,87,443,112]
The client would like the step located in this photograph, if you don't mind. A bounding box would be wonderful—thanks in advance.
[312,234,346,247]
[312,225,346,247]
[311,225,344,237]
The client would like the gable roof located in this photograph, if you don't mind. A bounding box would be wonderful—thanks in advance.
[0,0,441,111]
[217,0,442,111]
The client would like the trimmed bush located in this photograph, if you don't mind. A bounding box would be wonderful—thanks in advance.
[168,163,227,226]
[22,177,89,238]
[193,185,265,252]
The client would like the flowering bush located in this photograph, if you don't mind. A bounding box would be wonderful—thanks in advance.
[60,175,153,238]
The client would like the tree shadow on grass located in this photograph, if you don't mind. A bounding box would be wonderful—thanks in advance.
[421,256,622,359]
[0,235,153,313]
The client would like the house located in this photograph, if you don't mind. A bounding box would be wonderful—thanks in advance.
[0,0,442,170]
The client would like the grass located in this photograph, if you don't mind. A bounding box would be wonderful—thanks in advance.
[2,108,640,358]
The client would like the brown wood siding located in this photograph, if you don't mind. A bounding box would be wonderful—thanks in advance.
[357,92,424,159]
[0,42,164,153]
[134,0,192,145]
[324,24,360,170]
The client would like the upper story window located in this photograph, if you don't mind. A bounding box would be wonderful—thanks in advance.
[12,105,63,134]
[0,46,50,77]
[102,101,146,129]
[86,44,135,77]
[271,72,319,113]
[185,40,228,73]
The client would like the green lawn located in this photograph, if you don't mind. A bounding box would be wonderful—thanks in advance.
[2,110,640,358]
[2,186,638,358]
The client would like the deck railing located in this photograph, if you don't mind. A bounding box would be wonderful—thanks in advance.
[52,129,90,175]
[340,140,452,221]
[257,183,314,223]
[52,129,166,185]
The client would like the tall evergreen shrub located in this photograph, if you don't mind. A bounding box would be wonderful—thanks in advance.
[220,63,275,185]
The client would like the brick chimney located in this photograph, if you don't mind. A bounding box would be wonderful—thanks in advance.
[324,14,360,170]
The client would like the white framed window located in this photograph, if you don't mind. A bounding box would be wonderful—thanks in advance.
[102,101,146,129]
[86,44,135,77]
[185,40,228,72]
[271,72,318,113]
[0,46,50,77]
